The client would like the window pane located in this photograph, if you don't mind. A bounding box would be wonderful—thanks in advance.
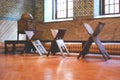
[115,4,119,13]
[57,3,66,11]
[61,11,66,18]
[105,5,109,14]
[57,0,65,3]
[57,12,61,18]
[110,5,114,13]
[105,0,109,5]
[115,0,119,3]
[57,12,63,18]
[68,10,73,17]
[68,0,73,1]
[57,11,66,18]
[63,3,66,10]
[110,0,114,4]
[68,2,73,9]
[57,4,61,11]
[61,3,65,10]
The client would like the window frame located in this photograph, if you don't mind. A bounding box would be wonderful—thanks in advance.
[94,0,120,18]
[100,0,120,15]
[53,0,73,20]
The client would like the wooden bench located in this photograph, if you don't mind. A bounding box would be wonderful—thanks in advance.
[4,40,29,54]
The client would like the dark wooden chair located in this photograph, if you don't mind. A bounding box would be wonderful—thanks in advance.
[47,29,70,57]
[77,22,110,61]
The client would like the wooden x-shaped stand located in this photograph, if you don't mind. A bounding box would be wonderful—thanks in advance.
[47,29,70,57]
[77,22,110,61]
[25,30,48,56]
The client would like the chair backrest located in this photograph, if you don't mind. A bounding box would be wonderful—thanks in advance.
[84,23,93,35]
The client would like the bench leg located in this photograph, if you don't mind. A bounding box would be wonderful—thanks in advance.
[12,44,16,54]
[5,43,7,54]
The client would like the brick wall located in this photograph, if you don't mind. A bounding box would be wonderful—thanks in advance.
[36,18,120,41]
[0,0,119,42]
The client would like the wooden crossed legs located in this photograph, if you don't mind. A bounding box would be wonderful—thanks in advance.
[47,29,70,57]
[77,22,110,61]
[25,30,48,56]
